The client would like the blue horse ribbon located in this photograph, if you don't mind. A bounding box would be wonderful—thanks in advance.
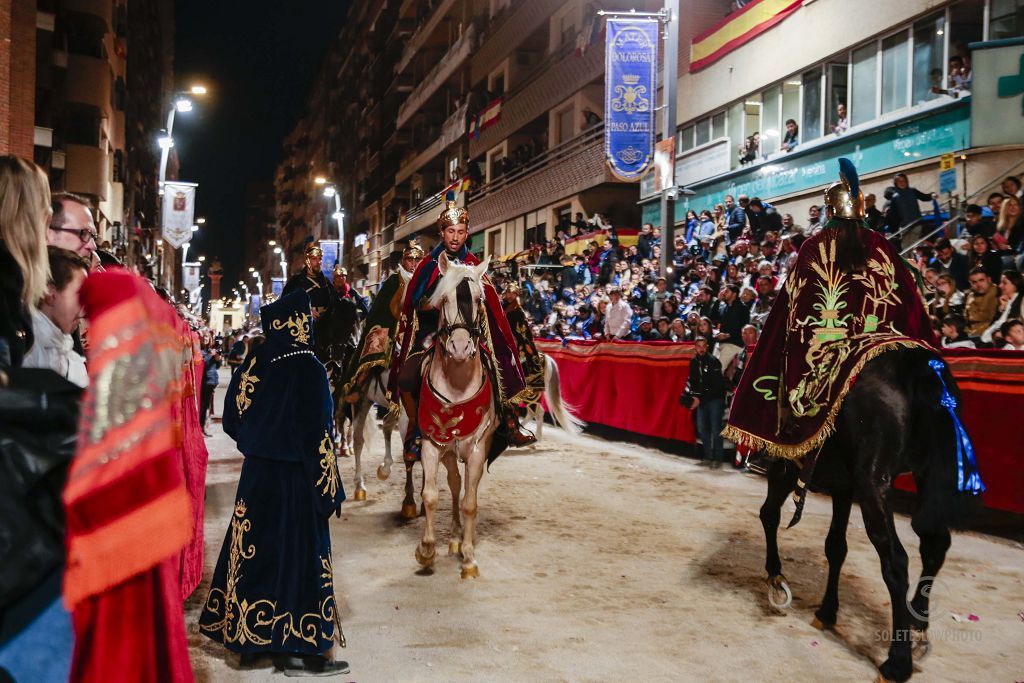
[928,359,985,494]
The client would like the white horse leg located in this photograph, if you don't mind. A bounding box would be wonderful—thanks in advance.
[535,403,544,441]
[441,451,463,556]
[459,436,488,579]
[415,442,441,569]
[351,401,368,501]
[377,407,396,481]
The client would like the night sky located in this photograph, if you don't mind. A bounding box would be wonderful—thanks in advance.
[173,1,350,285]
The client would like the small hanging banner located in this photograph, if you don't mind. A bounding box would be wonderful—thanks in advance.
[161,181,198,248]
[319,239,341,279]
[605,18,658,181]
[271,277,284,299]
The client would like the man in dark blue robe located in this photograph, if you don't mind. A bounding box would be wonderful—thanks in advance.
[198,290,348,676]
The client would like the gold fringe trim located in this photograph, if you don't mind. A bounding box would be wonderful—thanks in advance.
[340,356,390,398]
[721,340,933,460]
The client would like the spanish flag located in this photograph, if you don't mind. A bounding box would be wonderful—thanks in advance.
[690,0,804,72]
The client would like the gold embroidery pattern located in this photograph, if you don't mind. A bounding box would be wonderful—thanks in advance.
[316,430,339,498]
[236,357,260,416]
[271,312,311,346]
[199,500,338,647]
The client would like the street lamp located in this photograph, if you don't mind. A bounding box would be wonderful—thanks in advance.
[158,84,208,194]
[196,217,206,225]
[272,245,287,280]
[316,177,345,256]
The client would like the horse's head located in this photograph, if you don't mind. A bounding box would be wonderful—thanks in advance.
[429,252,490,362]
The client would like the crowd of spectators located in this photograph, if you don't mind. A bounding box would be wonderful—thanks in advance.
[493,173,1024,373]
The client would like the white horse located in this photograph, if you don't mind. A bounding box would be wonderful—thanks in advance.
[413,254,501,579]
[524,354,584,440]
[346,368,417,516]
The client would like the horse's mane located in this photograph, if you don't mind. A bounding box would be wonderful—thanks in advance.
[428,260,484,309]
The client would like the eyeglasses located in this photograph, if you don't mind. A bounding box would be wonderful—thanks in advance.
[51,226,99,244]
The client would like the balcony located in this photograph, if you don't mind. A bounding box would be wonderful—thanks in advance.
[67,54,112,114]
[470,41,604,158]
[396,23,476,129]
[65,143,109,200]
[63,0,112,28]
[470,0,556,84]
[395,0,458,75]
[395,190,448,242]
[395,102,467,185]
[469,126,613,231]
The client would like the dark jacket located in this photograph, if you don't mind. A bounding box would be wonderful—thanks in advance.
[718,300,750,346]
[684,352,725,400]
[726,206,746,239]
[637,232,655,260]
[0,242,33,369]
[969,250,1004,283]
[202,349,221,386]
[929,252,970,291]
[884,185,931,229]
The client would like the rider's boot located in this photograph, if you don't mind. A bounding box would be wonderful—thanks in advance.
[400,390,421,463]
[503,409,537,448]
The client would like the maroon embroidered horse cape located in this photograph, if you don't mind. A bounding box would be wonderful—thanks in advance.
[723,224,938,459]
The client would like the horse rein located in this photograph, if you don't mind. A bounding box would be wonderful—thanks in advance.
[437,277,485,353]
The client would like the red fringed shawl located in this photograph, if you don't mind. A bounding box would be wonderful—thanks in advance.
[177,325,208,599]
[724,224,938,459]
[65,270,194,683]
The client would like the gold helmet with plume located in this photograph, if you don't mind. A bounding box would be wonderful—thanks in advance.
[823,157,865,221]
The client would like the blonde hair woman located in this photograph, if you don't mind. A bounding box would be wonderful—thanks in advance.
[0,155,52,367]
[995,195,1023,258]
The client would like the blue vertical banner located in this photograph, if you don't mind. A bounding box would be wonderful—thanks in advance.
[319,239,341,279]
[605,18,658,181]
[271,277,284,299]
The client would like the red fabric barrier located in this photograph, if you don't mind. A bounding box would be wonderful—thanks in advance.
[539,340,1023,514]
[538,340,696,443]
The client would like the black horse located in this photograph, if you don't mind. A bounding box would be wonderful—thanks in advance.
[760,347,981,682]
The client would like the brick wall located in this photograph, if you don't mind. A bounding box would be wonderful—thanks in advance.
[0,0,35,158]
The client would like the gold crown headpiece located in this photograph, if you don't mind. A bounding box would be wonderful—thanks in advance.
[305,245,323,257]
[437,200,468,229]
[333,263,347,276]
[402,243,425,260]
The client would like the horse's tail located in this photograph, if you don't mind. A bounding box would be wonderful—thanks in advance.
[910,351,982,535]
[543,355,585,434]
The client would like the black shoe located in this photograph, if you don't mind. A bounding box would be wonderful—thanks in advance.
[238,652,267,668]
[273,654,350,677]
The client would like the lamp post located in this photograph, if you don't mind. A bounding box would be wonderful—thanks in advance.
[273,246,287,280]
[158,85,208,194]
[314,176,345,255]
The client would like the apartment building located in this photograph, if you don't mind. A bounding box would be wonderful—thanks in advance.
[275,0,672,289]
[640,0,1024,233]
[6,0,175,254]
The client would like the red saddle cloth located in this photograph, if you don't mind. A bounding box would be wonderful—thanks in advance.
[419,367,493,446]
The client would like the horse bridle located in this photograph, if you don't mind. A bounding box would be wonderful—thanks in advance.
[437,277,485,347]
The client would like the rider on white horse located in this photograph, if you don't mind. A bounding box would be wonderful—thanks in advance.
[389,201,537,464]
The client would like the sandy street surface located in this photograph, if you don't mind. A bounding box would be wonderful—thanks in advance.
[187,385,1024,682]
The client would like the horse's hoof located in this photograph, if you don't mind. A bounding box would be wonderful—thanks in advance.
[911,630,930,661]
[874,675,897,683]
[460,565,480,579]
[767,575,792,610]
[810,617,832,631]
[377,465,390,481]
[401,502,418,519]
[415,545,435,568]
[353,488,366,502]
[448,541,461,556]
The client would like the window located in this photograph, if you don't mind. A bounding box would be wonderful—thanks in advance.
[726,101,743,170]
[761,86,781,155]
[990,0,1024,39]
[781,79,800,137]
[851,43,878,126]
[912,14,945,105]
[711,112,726,140]
[694,118,711,146]
[826,63,848,133]
[801,68,822,142]
[487,229,502,257]
[881,31,909,114]
[679,125,695,152]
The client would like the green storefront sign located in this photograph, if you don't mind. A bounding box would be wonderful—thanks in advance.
[642,100,970,226]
